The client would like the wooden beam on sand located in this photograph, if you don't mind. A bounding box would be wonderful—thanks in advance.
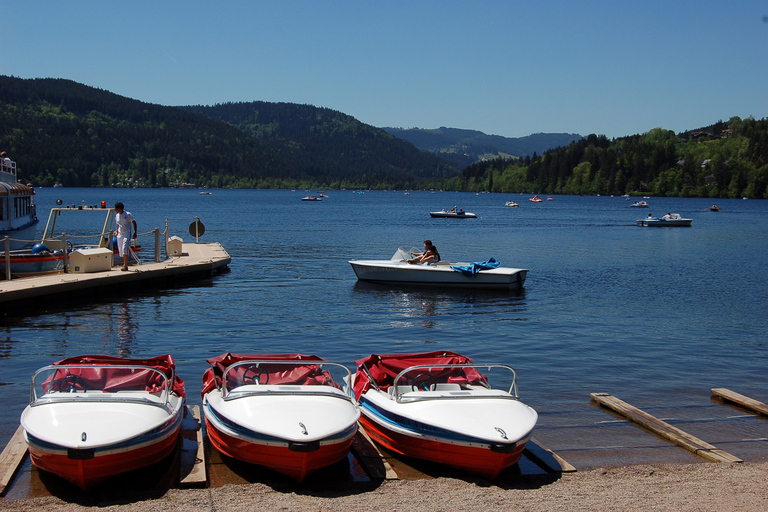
[350,428,398,480]
[0,425,28,495]
[180,405,207,488]
[524,437,576,473]
[711,388,768,417]
[590,393,742,464]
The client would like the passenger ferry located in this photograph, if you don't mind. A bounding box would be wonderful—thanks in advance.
[0,156,38,250]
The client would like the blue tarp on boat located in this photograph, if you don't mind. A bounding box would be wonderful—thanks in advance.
[451,258,500,276]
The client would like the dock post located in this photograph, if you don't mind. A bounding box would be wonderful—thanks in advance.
[61,233,68,273]
[4,237,10,281]
[154,228,161,262]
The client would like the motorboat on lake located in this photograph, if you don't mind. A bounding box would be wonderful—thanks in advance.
[349,247,528,290]
[636,213,692,227]
[504,201,520,208]
[301,196,322,201]
[352,351,538,480]
[0,156,38,250]
[201,353,360,482]
[20,354,186,490]
[529,195,543,202]
[430,208,476,218]
[630,201,649,208]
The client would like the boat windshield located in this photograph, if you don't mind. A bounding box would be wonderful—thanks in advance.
[390,363,518,402]
[220,360,354,400]
[30,365,171,406]
[391,246,421,262]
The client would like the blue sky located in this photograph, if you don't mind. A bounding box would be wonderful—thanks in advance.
[3,1,767,139]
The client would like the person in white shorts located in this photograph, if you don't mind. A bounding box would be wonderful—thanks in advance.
[114,202,137,271]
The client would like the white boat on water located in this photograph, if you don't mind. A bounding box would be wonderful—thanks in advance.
[201,353,360,482]
[349,247,528,290]
[20,354,186,490]
[630,201,649,208]
[1,156,38,250]
[636,213,692,227]
[352,351,538,480]
[430,208,476,218]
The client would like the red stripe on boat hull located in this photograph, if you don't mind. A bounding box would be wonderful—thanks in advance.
[204,418,354,482]
[359,416,526,480]
[27,429,181,490]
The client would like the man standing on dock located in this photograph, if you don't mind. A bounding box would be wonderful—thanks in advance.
[114,202,137,271]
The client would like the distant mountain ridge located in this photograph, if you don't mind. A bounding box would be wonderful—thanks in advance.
[383,126,582,168]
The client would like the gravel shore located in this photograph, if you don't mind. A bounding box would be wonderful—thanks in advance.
[4,461,767,511]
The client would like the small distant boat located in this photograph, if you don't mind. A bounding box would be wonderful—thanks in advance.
[430,208,476,218]
[202,353,360,482]
[504,201,520,208]
[301,196,322,201]
[710,204,719,211]
[352,351,538,480]
[529,195,543,202]
[630,201,649,208]
[20,354,186,490]
[199,191,212,195]
[546,196,553,201]
[318,192,329,198]
[636,213,692,227]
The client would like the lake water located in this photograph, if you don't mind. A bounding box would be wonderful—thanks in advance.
[2,188,768,471]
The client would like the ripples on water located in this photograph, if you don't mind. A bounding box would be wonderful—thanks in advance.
[2,189,767,466]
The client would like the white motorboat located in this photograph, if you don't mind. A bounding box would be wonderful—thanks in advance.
[504,201,520,208]
[430,208,476,218]
[636,213,692,227]
[352,351,538,480]
[201,353,360,482]
[349,247,528,290]
[20,354,186,490]
[630,201,649,208]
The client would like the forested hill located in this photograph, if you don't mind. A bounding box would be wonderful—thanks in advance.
[452,119,768,199]
[383,126,582,168]
[0,76,456,189]
[182,102,457,188]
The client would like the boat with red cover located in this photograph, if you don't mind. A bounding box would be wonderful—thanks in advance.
[201,353,360,482]
[352,351,538,480]
[20,354,186,490]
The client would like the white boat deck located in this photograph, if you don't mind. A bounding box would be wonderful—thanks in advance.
[0,242,230,305]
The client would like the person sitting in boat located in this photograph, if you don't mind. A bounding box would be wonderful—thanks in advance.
[662,212,672,220]
[408,240,440,264]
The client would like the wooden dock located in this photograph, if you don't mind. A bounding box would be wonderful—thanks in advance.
[591,392,743,463]
[711,388,768,417]
[0,242,230,308]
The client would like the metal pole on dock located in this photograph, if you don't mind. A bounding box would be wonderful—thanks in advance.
[3,237,10,281]
[194,217,200,243]
[61,233,68,273]
[154,228,161,263]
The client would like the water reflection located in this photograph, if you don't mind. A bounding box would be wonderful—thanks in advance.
[111,302,136,357]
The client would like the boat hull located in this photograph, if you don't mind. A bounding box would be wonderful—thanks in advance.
[0,221,38,251]
[203,394,358,482]
[429,211,476,218]
[349,260,527,290]
[24,421,181,490]
[636,219,692,227]
[0,253,64,276]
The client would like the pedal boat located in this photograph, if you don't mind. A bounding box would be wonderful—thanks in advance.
[352,351,538,480]
[636,213,692,227]
[20,354,186,490]
[201,353,360,482]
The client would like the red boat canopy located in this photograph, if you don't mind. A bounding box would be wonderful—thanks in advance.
[49,354,186,398]
[353,351,477,398]
[201,353,329,398]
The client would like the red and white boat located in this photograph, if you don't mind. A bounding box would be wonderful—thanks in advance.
[529,195,543,202]
[352,351,538,480]
[20,354,186,490]
[201,353,360,482]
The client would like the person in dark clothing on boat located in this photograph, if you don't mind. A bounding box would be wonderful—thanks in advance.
[408,240,440,264]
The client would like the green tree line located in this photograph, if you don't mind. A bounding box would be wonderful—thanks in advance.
[451,118,768,198]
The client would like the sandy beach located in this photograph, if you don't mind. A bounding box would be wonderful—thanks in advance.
[3,461,767,511]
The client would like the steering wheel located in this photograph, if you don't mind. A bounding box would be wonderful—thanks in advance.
[411,373,437,392]
[242,365,269,385]
[54,375,87,393]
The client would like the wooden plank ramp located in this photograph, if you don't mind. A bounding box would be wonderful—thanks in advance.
[524,437,576,473]
[180,405,207,488]
[350,427,398,480]
[711,388,768,417]
[590,392,742,463]
[0,425,28,496]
